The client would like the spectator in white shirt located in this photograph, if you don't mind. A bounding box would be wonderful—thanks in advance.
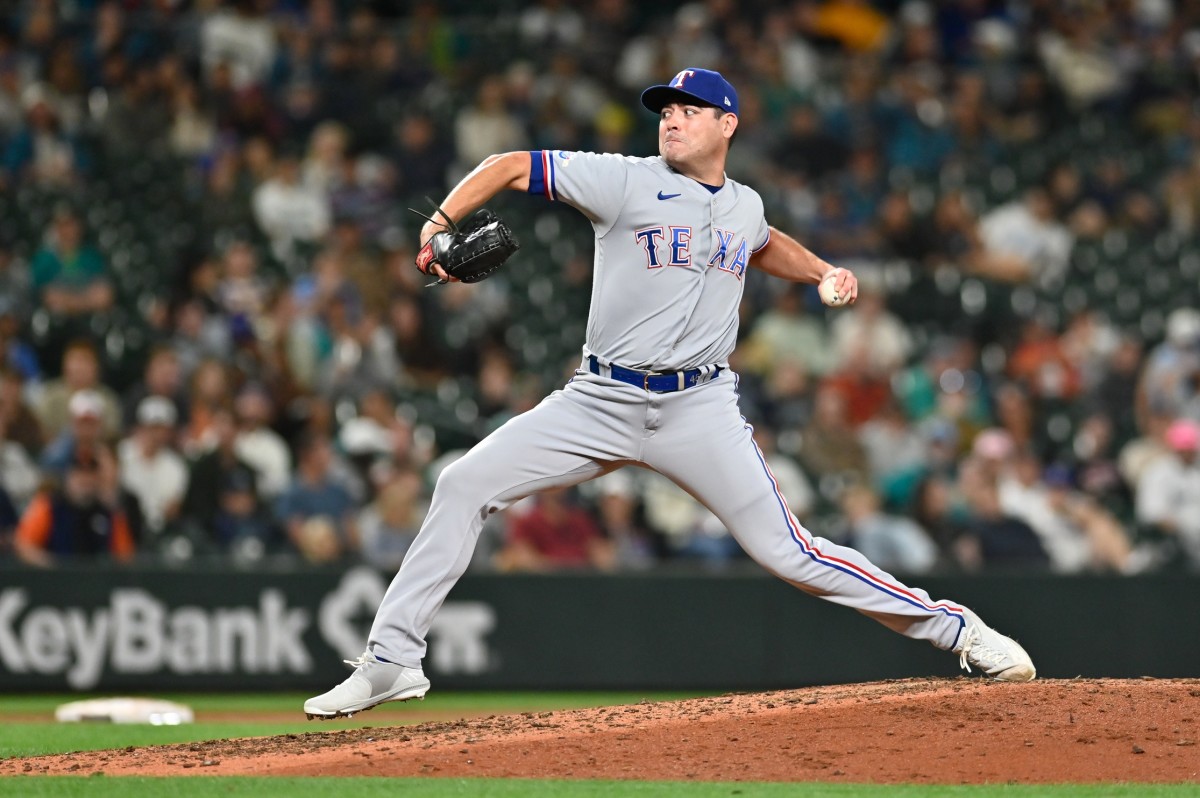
[829,287,912,375]
[453,76,528,172]
[200,0,277,90]
[252,151,331,262]
[0,416,40,509]
[233,384,292,499]
[118,397,187,540]
[977,188,1073,283]
[1136,418,1200,567]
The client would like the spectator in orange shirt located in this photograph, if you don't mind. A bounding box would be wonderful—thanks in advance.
[1008,316,1082,401]
[13,454,133,567]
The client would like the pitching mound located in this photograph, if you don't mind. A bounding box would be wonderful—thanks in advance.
[4,678,1198,783]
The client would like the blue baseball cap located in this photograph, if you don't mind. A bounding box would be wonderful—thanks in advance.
[641,68,739,116]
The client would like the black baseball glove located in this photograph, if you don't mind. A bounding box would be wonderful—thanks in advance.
[412,201,520,285]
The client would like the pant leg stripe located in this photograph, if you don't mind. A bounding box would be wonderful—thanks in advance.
[747,429,963,618]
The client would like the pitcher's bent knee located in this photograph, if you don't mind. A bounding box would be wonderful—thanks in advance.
[430,453,500,517]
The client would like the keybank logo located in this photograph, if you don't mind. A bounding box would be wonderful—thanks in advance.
[0,569,497,688]
[0,587,311,689]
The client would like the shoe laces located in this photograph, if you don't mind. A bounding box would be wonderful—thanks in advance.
[343,650,378,669]
[957,623,1007,674]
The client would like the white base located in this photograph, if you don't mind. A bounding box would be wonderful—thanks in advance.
[55,697,195,725]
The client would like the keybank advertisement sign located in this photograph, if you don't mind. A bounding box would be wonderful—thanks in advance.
[0,567,496,691]
[9,569,1186,690]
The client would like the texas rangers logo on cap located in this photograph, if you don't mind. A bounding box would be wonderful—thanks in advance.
[671,70,696,88]
[641,68,739,116]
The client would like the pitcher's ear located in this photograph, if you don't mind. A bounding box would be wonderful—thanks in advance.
[723,113,739,139]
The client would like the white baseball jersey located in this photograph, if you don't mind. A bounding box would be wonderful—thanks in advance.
[529,150,771,372]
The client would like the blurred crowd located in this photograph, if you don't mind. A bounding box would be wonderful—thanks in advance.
[3,0,1200,574]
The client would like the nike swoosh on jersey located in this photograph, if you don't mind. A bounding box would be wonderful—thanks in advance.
[657,191,682,200]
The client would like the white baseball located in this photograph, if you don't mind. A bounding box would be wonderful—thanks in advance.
[819,271,848,307]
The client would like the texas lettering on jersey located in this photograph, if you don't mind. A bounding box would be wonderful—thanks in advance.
[526,148,770,371]
[634,225,748,278]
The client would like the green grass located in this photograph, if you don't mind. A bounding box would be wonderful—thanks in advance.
[0,778,1195,797]
[0,692,706,759]
[0,690,703,717]
[0,721,343,759]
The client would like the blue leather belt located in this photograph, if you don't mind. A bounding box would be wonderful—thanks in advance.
[586,355,720,393]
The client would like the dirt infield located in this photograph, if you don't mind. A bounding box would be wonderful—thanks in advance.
[4,678,1198,783]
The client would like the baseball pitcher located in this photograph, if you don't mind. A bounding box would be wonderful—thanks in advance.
[305,68,1035,719]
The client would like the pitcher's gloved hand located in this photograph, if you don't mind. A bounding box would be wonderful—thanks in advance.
[413,202,520,285]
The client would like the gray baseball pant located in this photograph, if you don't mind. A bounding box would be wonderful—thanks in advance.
[368,370,966,667]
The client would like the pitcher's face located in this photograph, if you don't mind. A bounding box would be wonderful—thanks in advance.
[658,103,735,172]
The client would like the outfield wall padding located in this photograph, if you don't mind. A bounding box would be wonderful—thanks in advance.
[0,565,1194,691]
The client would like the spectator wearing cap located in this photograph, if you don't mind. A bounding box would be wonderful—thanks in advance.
[117,396,188,543]
[14,453,133,567]
[338,388,423,492]
[39,389,119,502]
[995,448,1088,573]
[1040,463,1135,574]
[999,452,1132,574]
[34,339,121,442]
[1138,308,1200,428]
[1135,419,1200,567]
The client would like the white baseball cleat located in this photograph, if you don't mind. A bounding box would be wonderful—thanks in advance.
[304,649,430,720]
[954,608,1036,682]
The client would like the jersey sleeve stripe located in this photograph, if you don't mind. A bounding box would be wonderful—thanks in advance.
[751,228,771,253]
[547,150,558,201]
[527,150,547,197]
